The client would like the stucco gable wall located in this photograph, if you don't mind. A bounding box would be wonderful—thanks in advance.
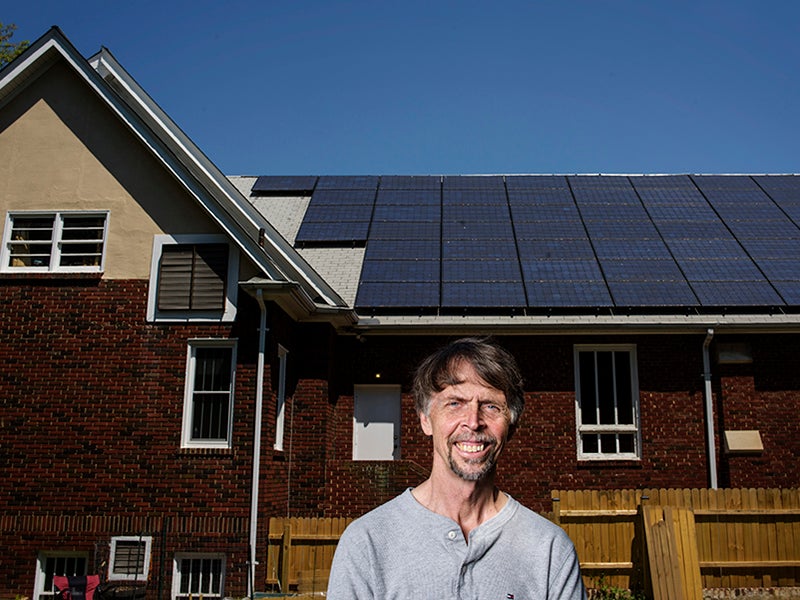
[0,59,220,280]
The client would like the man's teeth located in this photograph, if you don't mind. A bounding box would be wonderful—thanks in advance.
[457,442,485,452]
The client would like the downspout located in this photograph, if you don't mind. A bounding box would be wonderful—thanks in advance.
[249,289,268,598]
[702,328,718,489]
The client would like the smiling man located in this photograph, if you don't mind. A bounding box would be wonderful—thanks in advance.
[327,337,587,600]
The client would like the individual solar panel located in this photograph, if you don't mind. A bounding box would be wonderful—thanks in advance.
[569,176,632,189]
[316,175,379,190]
[307,189,375,205]
[355,281,439,307]
[365,239,440,261]
[505,175,569,190]
[525,281,612,307]
[442,204,509,221]
[713,202,784,220]
[373,204,440,221]
[360,259,439,282]
[608,281,698,306]
[656,220,733,239]
[509,203,578,221]
[516,239,595,260]
[679,259,764,281]
[770,281,800,304]
[691,281,783,306]
[629,175,696,189]
[380,175,441,190]
[376,189,440,205]
[727,220,800,240]
[443,189,508,204]
[594,239,672,260]
[370,221,440,240]
[442,281,526,307]
[513,220,588,239]
[521,259,604,282]
[443,239,517,260]
[579,204,650,220]
[442,260,521,282]
[295,220,370,243]
[584,220,660,239]
[442,175,504,190]
[692,175,755,190]
[507,189,575,204]
[251,175,318,193]
[443,220,514,239]
[666,239,749,260]
[742,239,800,259]
[602,259,684,282]
[303,203,373,222]
[644,204,717,220]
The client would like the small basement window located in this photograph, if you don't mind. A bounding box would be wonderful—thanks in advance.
[109,536,152,581]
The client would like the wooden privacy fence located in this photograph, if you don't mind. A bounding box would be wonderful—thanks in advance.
[552,488,800,594]
[266,488,800,596]
[266,516,353,595]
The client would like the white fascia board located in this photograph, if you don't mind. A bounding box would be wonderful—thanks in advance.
[350,313,800,335]
[85,48,346,308]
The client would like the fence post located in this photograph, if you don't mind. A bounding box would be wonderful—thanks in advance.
[281,522,292,592]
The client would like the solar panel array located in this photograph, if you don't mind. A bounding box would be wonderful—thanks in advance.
[253,174,800,313]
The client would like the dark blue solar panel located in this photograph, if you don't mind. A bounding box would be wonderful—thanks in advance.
[644,204,717,220]
[629,175,696,189]
[380,175,441,190]
[252,175,317,193]
[756,260,800,281]
[657,220,733,239]
[366,239,440,260]
[303,203,373,222]
[442,260,521,282]
[771,281,800,304]
[355,282,439,307]
[579,204,650,220]
[602,259,684,282]
[594,240,672,259]
[442,281,526,307]
[505,175,569,190]
[608,281,697,306]
[442,176,504,190]
[521,259,604,281]
[667,239,748,260]
[360,259,439,282]
[443,220,514,240]
[740,239,800,259]
[713,202,784,220]
[370,221,440,240]
[679,259,764,282]
[693,175,756,190]
[569,176,632,189]
[442,204,509,221]
[308,189,375,205]
[376,189,440,205]
[584,220,660,239]
[507,189,575,204]
[316,175,379,190]
[443,190,508,205]
[691,281,783,306]
[509,204,578,221]
[295,220,370,242]
[727,220,800,240]
[514,220,588,239]
[526,281,612,307]
[443,239,517,260]
[373,204,440,221]
[517,239,595,260]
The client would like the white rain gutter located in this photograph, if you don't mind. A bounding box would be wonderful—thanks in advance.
[702,328,718,489]
[248,289,268,597]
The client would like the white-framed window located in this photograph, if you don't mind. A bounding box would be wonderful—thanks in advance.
[274,345,288,451]
[109,536,152,581]
[353,385,401,460]
[147,234,239,322]
[172,553,225,600]
[574,344,641,460]
[182,340,237,449]
[1,211,108,273]
[33,552,89,600]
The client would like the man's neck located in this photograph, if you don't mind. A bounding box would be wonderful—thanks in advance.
[412,469,507,538]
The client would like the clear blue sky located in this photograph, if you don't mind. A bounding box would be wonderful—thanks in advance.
[6,1,800,176]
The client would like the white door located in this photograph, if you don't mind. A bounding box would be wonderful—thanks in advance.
[353,385,401,460]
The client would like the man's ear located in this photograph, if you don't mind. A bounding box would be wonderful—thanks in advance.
[419,411,433,436]
[507,421,517,441]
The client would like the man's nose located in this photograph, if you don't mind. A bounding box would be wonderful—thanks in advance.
[462,400,484,429]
